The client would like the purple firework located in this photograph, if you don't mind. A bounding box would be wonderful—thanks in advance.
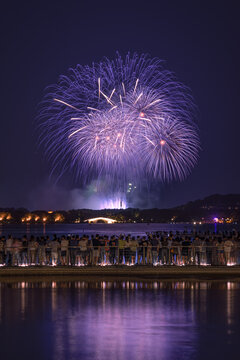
[38,53,200,190]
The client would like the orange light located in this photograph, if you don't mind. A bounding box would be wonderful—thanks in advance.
[139,112,145,117]
[0,213,6,221]
[96,136,99,140]
[43,217,47,222]
[106,136,110,141]
[160,140,166,146]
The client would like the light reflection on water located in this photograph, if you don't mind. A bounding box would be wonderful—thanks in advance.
[0,280,239,360]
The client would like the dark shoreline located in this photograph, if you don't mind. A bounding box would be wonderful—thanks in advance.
[1,265,240,281]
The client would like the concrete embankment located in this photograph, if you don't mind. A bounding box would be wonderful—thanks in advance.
[0,266,240,280]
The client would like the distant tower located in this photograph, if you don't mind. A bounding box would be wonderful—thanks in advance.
[126,182,137,207]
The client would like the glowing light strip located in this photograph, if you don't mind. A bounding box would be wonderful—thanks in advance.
[68,126,87,138]
[143,135,155,146]
[143,99,161,109]
[109,105,117,112]
[54,98,80,111]
[98,77,101,99]
[109,88,115,100]
[100,90,114,106]
[122,82,126,96]
[87,107,99,111]
[134,92,143,105]
[139,117,152,122]
[133,78,139,94]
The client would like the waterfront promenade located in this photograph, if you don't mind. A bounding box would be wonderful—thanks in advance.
[1,265,240,280]
[1,230,240,279]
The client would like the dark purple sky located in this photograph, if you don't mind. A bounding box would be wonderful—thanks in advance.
[1,0,239,210]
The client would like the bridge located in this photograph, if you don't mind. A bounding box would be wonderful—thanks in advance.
[85,217,117,224]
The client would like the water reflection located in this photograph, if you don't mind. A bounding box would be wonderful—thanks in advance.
[0,280,239,360]
[1,279,240,290]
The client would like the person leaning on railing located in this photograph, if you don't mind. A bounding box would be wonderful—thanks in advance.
[5,235,13,266]
[118,236,126,265]
[161,237,168,265]
[233,238,239,264]
[216,239,225,265]
[193,236,201,265]
[88,236,94,264]
[69,235,78,266]
[146,238,152,264]
[171,238,179,265]
[98,235,105,264]
[28,236,38,265]
[109,235,118,265]
[0,236,5,265]
[224,238,233,265]
[137,236,145,264]
[181,237,191,265]
[124,236,130,265]
[50,237,59,265]
[38,236,46,266]
[205,236,213,265]
[78,236,88,265]
[12,238,22,266]
[151,235,159,264]
[103,235,110,264]
[92,236,100,265]
[129,236,138,265]
[21,235,28,265]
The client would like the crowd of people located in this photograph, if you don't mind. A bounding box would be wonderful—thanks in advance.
[0,230,240,267]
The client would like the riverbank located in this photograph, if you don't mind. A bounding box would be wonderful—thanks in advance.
[1,265,240,280]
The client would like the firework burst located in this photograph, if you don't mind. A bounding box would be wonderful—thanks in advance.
[38,53,200,191]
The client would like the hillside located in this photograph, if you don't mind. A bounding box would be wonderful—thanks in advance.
[0,194,240,223]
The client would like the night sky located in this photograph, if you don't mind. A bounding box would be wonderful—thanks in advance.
[1,0,239,210]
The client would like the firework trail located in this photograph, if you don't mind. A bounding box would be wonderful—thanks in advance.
[38,53,200,192]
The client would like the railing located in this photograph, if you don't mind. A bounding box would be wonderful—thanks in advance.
[0,245,240,267]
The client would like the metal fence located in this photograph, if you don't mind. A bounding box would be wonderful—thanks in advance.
[0,245,240,266]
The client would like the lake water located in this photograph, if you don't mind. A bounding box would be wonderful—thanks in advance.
[0,222,238,238]
[0,280,239,360]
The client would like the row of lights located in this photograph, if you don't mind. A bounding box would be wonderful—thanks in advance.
[0,213,12,221]
[213,217,233,224]
[21,214,64,223]
[22,216,47,223]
